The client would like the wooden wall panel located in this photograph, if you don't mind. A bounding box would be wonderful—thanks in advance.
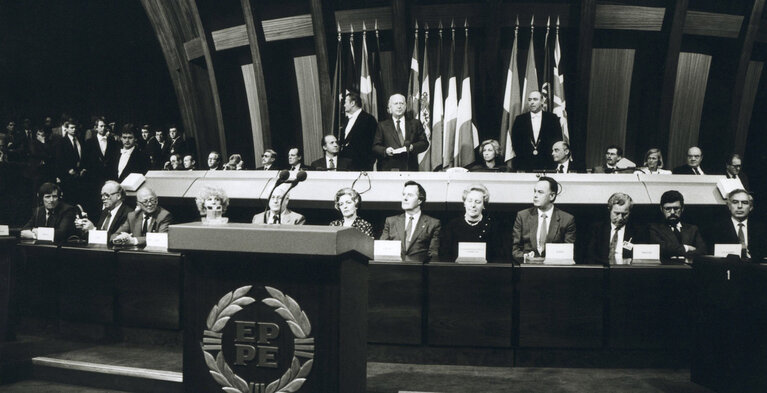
[211,24,248,51]
[667,52,711,168]
[684,11,743,38]
[335,7,392,33]
[294,55,324,164]
[735,61,764,154]
[262,14,314,42]
[242,64,266,163]
[594,4,665,31]
[586,49,635,169]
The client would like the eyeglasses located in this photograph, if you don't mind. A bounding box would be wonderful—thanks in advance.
[100,191,121,199]
[662,206,682,212]
[138,198,158,205]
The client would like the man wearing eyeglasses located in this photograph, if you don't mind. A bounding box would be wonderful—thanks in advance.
[648,190,706,263]
[251,183,305,225]
[77,181,131,238]
[111,186,173,246]
[256,149,279,171]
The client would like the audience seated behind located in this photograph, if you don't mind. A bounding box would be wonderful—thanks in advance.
[722,153,748,190]
[550,141,582,173]
[206,151,223,170]
[634,148,671,175]
[255,149,279,171]
[439,184,505,262]
[380,181,440,262]
[593,145,636,173]
[672,146,706,175]
[286,147,312,172]
[223,154,245,170]
[311,135,352,171]
[465,139,509,172]
[329,187,373,237]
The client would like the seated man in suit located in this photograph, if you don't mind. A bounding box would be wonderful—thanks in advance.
[723,153,749,190]
[168,125,188,159]
[113,124,149,182]
[648,190,706,263]
[20,182,76,242]
[183,154,196,170]
[707,189,764,262]
[286,147,311,172]
[76,180,132,238]
[372,94,429,171]
[256,149,278,170]
[587,192,644,265]
[252,183,305,225]
[512,176,576,263]
[593,145,635,173]
[381,180,441,262]
[206,151,223,170]
[311,135,352,171]
[111,186,173,246]
[339,92,377,170]
[672,146,705,175]
[551,141,579,173]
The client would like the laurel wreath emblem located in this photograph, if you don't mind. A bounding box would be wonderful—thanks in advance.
[201,285,314,393]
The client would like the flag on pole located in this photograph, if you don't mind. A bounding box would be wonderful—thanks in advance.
[407,22,421,120]
[360,22,376,117]
[371,20,385,120]
[499,18,521,162]
[430,24,445,171]
[454,21,479,167]
[345,25,359,95]
[442,21,458,168]
[541,17,553,112]
[552,16,570,143]
[418,25,432,171]
[331,25,344,140]
[521,16,538,111]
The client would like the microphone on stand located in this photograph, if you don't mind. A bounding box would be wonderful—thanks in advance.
[277,170,307,223]
[264,170,290,223]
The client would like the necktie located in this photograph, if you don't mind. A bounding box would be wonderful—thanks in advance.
[557,164,564,173]
[609,229,619,265]
[45,210,53,227]
[100,210,112,230]
[71,137,80,163]
[738,223,747,258]
[693,167,700,175]
[272,214,279,224]
[672,225,682,244]
[538,214,548,255]
[328,158,335,170]
[141,215,150,235]
[395,119,405,145]
[404,216,414,248]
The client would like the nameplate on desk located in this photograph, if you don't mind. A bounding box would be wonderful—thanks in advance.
[374,240,402,261]
[544,243,574,265]
[146,232,168,249]
[36,227,55,242]
[0,225,8,236]
[714,244,742,258]
[88,230,108,245]
[633,244,660,264]
[456,242,487,264]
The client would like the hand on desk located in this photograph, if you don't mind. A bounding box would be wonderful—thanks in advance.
[112,232,138,245]
[76,218,95,231]
[20,229,37,240]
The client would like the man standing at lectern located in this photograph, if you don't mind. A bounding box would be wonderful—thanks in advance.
[252,183,305,225]
[381,181,441,262]
[511,91,563,172]
[373,94,429,171]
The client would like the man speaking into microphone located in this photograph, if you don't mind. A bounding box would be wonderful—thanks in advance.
[373,94,429,171]
[252,171,306,225]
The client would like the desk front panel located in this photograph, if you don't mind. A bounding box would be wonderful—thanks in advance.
[58,245,117,324]
[368,261,424,344]
[116,249,182,330]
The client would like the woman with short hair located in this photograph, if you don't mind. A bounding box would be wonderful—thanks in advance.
[439,184,505,262]
[466,139,509,172]
[329,187,374,237]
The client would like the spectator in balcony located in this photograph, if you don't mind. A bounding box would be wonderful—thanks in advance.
[635,148,671,175]
[466,139,508,172]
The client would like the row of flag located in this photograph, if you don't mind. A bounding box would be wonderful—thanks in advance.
[331,16,569,170]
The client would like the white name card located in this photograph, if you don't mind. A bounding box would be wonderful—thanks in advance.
[88,230,108,245]
[36,227,55,242]
[456,242,487,264]
[714,244,742,258]
[146,232,168,249]
[0,225,9,236]
[633,244,661,262]
[717,178,744,199]
[374,240,402,261]
[544,243,575,265]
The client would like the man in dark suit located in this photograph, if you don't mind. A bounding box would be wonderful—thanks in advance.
[511,91,563,172]
[550,141,582,173]
[20,182,76,242]
[54,119,87,205]
[111,186,173,246]
[648,190,707,263]
[310,135,352,171]
[77,181,132,238]
[112,125,149,183]
[381,181,441,262]
[373,94,429,171]
[592,145,636,173]
[83,118,118,182]
[340,92,378,170]
[168,125,189,159]
[255,149,279,170]
[146,127,170,169]
[206,151,223,170]
[286,147,311,172]
[672,146,706,175]
[706,189,764,262]
[723,153,749,190]
[512,176,576,263]
[587,192,644,265]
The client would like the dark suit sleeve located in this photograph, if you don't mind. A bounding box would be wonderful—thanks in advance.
[372,123,388,158]
[511,212,525,263]
[563,215,576,244]
[427,218,441,262]
[648,224,685,259]
[380,217,392,240]
[54,139,74,179]
[438,221,454,262]
[54,206,77,242]
[409,120,429,154]
[22,208,38,230]
[155,210,174,233]
[691,226,707,257]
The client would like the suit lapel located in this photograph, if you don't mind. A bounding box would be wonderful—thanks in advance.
[407,215,427,252]
[527,208,539,249]
[546,209,561,243]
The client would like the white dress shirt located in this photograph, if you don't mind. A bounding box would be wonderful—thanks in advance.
[530,111,542,142]
[732,218,748,248]
[325,155,337,169]
[97,135,108,156]
[102,202,123,231]
[557,161,570,173]
[344,108,362,139]
[610,223,626,264]
[118,146,135,177]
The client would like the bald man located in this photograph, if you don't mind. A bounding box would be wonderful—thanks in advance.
[511,91,563,172]
[111,186,173,246]
[372,94,429,171]
[672,146,705,175]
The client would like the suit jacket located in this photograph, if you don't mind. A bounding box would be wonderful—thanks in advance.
[510,112,563,172]
[380,213,441,262]
[672,164,705,175]
[93,202,132,237]
[145,138,170,169]
[593,158,637,174]
[512,206,576,263]
[255,164,280,171]
[551,160,584,174]
[286,163,312,172]
[647,222,707,262]
[83,136,119,182]
[111,207,173,245]
[706,218,765,262]
[310,156,353,171]
[22,202,77,242]
[168,137,188,158]
[111,147,150,182]
[340,110,378,170]
[372,117,429,171]
[586,221,644,265]
[252,210,305,225]
[54,135,85,180]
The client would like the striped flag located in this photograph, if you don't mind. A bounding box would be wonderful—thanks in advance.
[345,26,359,95]
[442,22,458,168]
[521,16,538,111]
[418,26,432,171]
[407,23,420,120]
[372,22,385,120]
[430,26,445,171]
[360,24,376,118]
[499,19,521,162]
[331,26,344,139]
[454,23,478,167]
[552,16,570,143]
[541,17,553,112]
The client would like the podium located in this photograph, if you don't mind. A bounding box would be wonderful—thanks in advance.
[169,223,372,393]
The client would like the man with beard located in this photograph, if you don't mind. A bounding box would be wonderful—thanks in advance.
[587,192,643,265]
[648,190,706,263]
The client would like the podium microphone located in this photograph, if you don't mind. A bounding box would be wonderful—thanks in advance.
[264,170,290,223]
[277,170,307,222]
